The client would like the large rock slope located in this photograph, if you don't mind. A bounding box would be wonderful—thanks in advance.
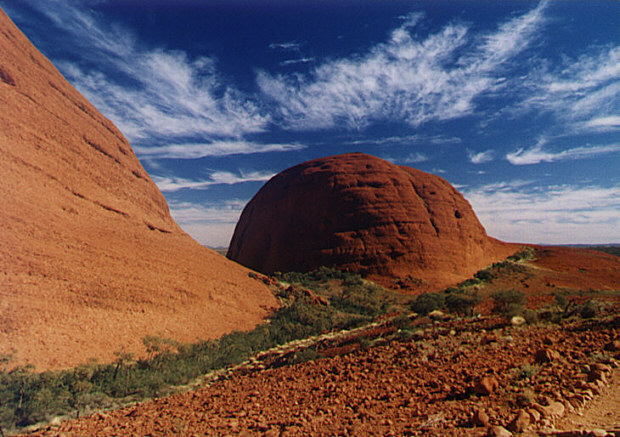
[228,153,515,289]
[0,8,277,370]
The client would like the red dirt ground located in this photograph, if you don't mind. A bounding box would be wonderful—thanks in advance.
[24,316,619,436]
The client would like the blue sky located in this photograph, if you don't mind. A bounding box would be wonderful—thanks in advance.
[4,0,619,246]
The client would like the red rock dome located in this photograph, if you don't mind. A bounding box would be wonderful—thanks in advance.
[0,8,276,370]
[227,153,515,289]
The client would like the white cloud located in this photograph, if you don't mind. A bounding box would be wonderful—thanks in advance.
[463,184,620,244]
[347,134,461,147]
[269,42,301,52]
[280,58,315,67]
[58,51,268,144]
[153,170,274,192]
[133,141,305,160]
[520,46,620,130]
[168,200,247,247]
[402,153,429,164]
[468,149,494,164]
[258,3,546,130]
[584,116,620,130]
[506,139,620,165]
[24,0,272,155]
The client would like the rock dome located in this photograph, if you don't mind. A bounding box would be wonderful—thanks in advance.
[0,8,276,370]
[227,153,514,289]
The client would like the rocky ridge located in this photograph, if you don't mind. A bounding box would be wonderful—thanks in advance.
[0,8,277,370]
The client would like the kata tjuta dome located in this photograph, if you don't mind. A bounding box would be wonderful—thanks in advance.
[0,7,276,370]
[227,153,515,289]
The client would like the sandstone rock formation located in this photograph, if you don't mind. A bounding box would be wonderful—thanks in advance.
[227,153,515,289]
[0,8,277,370]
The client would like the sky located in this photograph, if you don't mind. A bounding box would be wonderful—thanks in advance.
[3,0,619,247]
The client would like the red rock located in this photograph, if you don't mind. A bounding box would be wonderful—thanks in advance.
[227,153,515,289]
[474,376,499,396]
[532,401,565,418]
[603,340,620,351]
[472,408,490,427]
[588,370,607,383]
[481,333,499,345]
[487,425,513,437]
[588,429,610,437]
[507,409,530,433]
[0,7,277,370]
[590,363,611,373]
[526,408,541,423]
[535,348,561,363]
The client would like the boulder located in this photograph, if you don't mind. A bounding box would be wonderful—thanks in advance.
[474,376,500,396]
[487,426,513,437]
[472,408,490,427]
[535,348,561,363]
[507,410,530,433]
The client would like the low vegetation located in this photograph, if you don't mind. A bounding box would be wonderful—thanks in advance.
[0,268,401,434]
[1,249,615,434]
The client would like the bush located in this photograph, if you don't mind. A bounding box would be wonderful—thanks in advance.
[410,293,445,315]
[578,301,598,319]
[523,309,539,324]
[507,247,535,262]
[445,292,480,315]
[492,289,526,317]
[474,269,496,282]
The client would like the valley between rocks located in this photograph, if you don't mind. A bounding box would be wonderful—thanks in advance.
[23,314,618,436]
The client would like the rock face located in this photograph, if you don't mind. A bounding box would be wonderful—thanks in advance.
[0,8,277,370]
[228,153,514,288]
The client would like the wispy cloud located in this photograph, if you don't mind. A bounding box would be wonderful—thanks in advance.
[57,46,268,143]
[519,46,620,131]
[269,42,302,52]
[168,200,247,247]
[506,138,620,165]
[280,57,315,67]
[464,183,620,244]
[468,149,494,164]
[134,141,305,160]
[584,115,620,130]
[258,3,546,130]
[346,134,461,147]
[153,170,274,192]
[402,153,429,164]
[19,0,273,156]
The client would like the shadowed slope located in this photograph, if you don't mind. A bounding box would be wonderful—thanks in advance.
[228,153,516,290]
[0,8,277,370]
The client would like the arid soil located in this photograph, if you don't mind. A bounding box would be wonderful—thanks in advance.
[228,153,516,289]
[476,246,620,312]
[24,315,618,436]
[0,8,277,371]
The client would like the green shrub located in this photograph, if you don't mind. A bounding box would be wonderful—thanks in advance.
[445,292,480,315]
[507,247,535,262]
[578,301,598,319]
[392,314,414,330]
[331,284,387,317]
[474,269,496,282]
[457,278,480,288]
[410,292,445,315]
[492,289,526,317]
[523,309,539,324]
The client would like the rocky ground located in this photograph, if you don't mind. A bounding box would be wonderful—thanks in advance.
[23,314,619,436]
